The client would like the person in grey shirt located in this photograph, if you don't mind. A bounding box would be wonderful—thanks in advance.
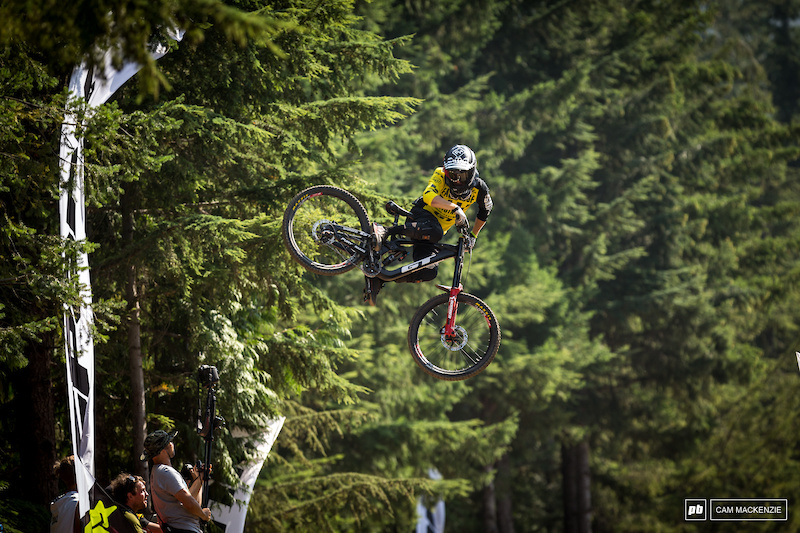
[141,430,211,533]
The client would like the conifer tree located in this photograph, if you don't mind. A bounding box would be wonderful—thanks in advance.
[0,45,75,512]
[2,0,422,525]
[0,0,289,518]
[83,0,463,528]
[4,0,799,530]
[350,0,800,531]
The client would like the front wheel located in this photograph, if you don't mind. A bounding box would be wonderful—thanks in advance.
[408,292,500,381]
[282,185,371,276]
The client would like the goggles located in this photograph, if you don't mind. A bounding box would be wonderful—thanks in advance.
[446,168,471,184]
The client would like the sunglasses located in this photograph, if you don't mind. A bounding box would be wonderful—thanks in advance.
[446,169,471,184]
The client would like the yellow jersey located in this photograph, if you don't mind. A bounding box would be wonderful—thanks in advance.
[415,167,493,233]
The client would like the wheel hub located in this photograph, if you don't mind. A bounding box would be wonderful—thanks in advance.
[312,220,336,244]
[440,325,468,351]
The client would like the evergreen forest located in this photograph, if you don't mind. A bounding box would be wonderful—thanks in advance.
[2,0,800,531]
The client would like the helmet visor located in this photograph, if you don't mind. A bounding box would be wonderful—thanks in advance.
[446,169,471,185]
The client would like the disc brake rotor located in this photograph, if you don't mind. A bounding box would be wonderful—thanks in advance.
[440,325,468,351]
[311,220,336,244]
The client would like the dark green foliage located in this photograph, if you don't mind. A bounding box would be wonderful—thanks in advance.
[0,0,285,95]
[81,0,433,527]
[348,0,800,530]
[0,45,87,511]
[3,0,800,531]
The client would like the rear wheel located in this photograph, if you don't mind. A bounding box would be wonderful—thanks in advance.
[282,186,371,276]
[408,292,500,381]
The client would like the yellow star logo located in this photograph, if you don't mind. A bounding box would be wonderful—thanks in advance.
[84,500,117,533]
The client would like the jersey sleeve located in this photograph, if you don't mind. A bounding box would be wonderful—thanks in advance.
[475,179,493,221]
[421,168,446,206]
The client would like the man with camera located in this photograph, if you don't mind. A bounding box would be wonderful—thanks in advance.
[141,430,211,533]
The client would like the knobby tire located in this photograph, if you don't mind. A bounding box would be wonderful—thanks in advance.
[408,292,500,381]
[282,186,371,276]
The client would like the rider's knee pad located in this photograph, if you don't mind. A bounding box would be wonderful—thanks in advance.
[404,219,443,242]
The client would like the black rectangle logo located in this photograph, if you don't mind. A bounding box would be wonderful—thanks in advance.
[685,499,707,521]
[710,499,788,521]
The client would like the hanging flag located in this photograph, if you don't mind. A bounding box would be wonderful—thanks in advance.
[415,469,445,533]
[60,61,97,517]
[209,418,286,532]
[59,29,184,522]
[82,485,141,533]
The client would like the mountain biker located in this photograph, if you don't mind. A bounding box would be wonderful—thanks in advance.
[364,144,493,305]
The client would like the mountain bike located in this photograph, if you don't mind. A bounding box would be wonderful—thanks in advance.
[282,185,501,381]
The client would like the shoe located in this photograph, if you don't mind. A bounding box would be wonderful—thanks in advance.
[363,276,384,306]
[371,223,386,252]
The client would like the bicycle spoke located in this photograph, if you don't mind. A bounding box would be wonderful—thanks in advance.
[283,186,371,275]
[409,293,500,380]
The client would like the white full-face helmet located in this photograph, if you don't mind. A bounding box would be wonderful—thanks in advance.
[443,144,477,196]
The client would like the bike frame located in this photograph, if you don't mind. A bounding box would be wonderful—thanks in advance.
[373,230,468,338]
[373,238,459,282]
[285,186,499,380]
[317,198,470,338]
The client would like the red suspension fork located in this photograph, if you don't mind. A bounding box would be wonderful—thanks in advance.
[443,285,462,336]
[443,234,468,336]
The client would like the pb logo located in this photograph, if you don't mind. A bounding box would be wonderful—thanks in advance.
[685,499,708,521]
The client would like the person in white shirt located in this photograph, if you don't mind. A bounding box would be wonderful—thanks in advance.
[50,455,81,533]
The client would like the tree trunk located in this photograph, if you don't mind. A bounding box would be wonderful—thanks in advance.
[562,441,592,533]
[562,442,578,533]
[774,1,799,122]
[122,187,147,479]
[127,265,146,477]
[94,385,109,486]
[18,332,57,504]
[576,441,592,533]
[482,463,499,533]
[497,455,515,533]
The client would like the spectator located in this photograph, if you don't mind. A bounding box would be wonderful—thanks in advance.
[109,473,162,533]
[50,455,81,533]
[141,430,211,533]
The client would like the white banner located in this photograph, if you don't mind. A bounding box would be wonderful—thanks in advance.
[60,71,96,514]
[416,469,445,533]
[210,418,286,533]
[59,29,184,517]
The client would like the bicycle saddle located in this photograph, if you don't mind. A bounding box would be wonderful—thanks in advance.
[385,201,414,220]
